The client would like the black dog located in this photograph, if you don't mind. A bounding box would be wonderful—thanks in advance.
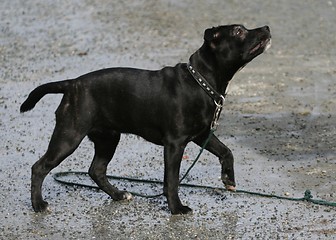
[20,24,271,214]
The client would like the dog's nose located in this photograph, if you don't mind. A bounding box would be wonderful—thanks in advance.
[263,26,270,33]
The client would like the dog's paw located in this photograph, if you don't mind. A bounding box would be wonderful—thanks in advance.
[171,205,193,215]
[32,200,50,213]
[225,185,236,192]
[221,173,236,191]
[112,191,133,201]
[122,192,133,200]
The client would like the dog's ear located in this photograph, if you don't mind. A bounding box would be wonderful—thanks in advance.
[204,27,221,49]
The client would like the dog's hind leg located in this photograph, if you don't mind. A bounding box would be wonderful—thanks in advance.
[31,121,87,212]
[88,131,132,201]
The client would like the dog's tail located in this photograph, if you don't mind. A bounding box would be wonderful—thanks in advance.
[20,80,71,112]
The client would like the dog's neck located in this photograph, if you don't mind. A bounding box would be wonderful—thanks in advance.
[189,44,241,96]
[187,62,225,103]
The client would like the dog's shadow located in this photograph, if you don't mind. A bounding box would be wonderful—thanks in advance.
[217,111,334,162]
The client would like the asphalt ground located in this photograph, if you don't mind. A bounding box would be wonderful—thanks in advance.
[1,0,335,239]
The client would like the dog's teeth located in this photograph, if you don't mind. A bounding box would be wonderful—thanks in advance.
[265,39,272,52]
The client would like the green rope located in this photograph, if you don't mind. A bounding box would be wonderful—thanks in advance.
[52,130,336,207]
[53,171,336,207]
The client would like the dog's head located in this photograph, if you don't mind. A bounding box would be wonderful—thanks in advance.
[204,24,271,72]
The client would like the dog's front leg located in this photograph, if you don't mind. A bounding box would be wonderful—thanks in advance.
[163,142,192,214]
[193,133,236,190]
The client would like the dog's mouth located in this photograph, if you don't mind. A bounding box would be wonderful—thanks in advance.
[249,38,271,55]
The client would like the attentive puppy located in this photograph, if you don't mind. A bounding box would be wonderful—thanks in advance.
[20,24,271,214]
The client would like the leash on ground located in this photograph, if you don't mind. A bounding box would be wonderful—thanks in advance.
[53,130,336,207]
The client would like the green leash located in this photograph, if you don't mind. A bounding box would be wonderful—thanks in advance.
[53,129,336,207]
[53,171,336,207]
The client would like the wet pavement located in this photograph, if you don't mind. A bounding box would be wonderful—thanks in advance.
[1,0,335,239]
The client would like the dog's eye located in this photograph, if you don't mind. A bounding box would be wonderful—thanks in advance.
[233,27,243,37]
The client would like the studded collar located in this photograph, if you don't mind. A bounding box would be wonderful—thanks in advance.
[187,62,225,104]
[187,62,226,130]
